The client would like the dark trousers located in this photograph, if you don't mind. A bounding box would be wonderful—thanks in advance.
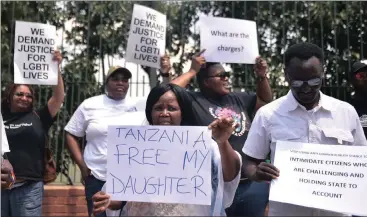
[226,180,270,217]
[85,175,106,217]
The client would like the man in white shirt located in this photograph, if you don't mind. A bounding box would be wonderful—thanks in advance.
[242,42,367,216]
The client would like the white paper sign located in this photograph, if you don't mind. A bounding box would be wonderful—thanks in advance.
[106,125,212,205]
[270,141,367,216]
[200,16,259,64]
[14,21,58,85]
[125,4,166,68]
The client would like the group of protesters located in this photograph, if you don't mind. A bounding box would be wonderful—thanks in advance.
[1,42,367,217]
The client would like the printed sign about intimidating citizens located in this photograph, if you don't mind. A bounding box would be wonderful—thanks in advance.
[14,21,58,85]
[106,125,212,205]
[125,4,166,68]
[269,141,367,216]
[200,16,259,64]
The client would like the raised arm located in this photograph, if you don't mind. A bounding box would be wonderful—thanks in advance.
[159,54,173,85]
[209,117,241,182]
[171,50,206,88]
[253,57,273,111]
[47,50,65,118]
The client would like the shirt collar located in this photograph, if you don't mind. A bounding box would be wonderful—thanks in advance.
[284,90,334,112]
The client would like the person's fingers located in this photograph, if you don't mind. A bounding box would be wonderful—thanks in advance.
[224,117,234,125]
[208,119,220,130]
[93,207,107,216]
[262,162,279,172]
[92,191,109,200]
[194,49,206,57]
[256,171,274,182]
[198,57,206,64]
[93,199,109,209]
[53,50,62,63]
[162,56,169,61]
[258,163,280,177]
[216,117,234,129]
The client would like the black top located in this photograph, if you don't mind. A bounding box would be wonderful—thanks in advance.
[350,93,367,140]
[175,87,257,158]
[3,106,55,181]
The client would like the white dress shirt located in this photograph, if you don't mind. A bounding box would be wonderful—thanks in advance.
[243,91,367,216]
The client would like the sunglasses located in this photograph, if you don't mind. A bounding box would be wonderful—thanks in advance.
[14,92,33,99]
[290,77,322,88]
[356,72,367,81]
[207,71,230,79]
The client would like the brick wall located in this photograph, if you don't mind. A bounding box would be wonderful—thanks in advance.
[42,185,88,216]
[42,185,269,216]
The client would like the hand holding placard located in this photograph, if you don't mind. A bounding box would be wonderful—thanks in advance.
[52,50,62,67]
[254,57,268,78]
[106,125,212,205]
[253,162,279,182]
[92,191,111,216]
[160,55,171,75]
[125,4,166,68]
[189,49,206,74]
[14,21,58,85]
[270,141,367,216]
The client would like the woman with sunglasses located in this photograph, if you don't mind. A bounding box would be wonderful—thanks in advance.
[91,83,241,216]
[168,51,273,217]
[1,51,64,217]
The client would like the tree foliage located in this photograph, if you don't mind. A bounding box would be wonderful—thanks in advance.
[1,1,366,184]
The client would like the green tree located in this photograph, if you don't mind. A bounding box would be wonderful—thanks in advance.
[2,1,366,185]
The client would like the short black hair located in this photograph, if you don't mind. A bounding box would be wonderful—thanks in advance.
[284,42,324,67]
[196,62,220,88]
[145,83,192,125]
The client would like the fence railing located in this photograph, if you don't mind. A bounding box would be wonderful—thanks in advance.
[1,1,366,185]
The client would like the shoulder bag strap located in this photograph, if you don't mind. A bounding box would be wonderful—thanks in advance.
[32,111,50,149]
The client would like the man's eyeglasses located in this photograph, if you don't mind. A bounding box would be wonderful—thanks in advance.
[207,71,230,79]
[290,77,322,88]
[356,72,367,81]
[14,92,33,99]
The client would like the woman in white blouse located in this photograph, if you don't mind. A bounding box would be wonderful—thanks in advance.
[91,83,242,216]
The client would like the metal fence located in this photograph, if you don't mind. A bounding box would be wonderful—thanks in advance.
[1,1,366,185]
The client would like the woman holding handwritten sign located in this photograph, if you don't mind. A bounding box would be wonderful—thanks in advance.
[92,83,242,216]
[1,51,64,217]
